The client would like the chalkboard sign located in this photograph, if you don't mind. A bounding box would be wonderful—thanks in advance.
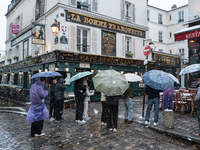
[60,36,68,44]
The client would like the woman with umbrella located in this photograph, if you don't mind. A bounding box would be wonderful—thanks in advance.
[26,77,49,137]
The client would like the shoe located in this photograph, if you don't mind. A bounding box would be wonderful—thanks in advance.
[104,123,107,126]
[127,120,133,124]
[124,119,128,123]
[77,120,86,123]
[35,133,45,137]
[108,128,113,132]
[50,117,55,121]
[113,128,117,133]
[101,122,105,126]
[84,117,91,121]
[55,120,61,123]
[196,133,200,137]
[145,121,150,125]
[75,120,78,122]
[153,122,158,126]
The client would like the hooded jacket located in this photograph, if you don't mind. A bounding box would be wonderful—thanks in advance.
[74,78,86,102]
[55,78,66,101]
[50,83,56,101]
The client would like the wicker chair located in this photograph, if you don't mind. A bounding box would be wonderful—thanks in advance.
[175,92,189,114]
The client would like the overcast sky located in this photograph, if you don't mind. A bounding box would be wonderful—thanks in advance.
[0,0,188,51]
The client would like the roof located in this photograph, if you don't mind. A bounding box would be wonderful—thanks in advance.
[174,24,200,35]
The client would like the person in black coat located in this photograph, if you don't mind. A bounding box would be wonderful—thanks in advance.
[74,78,86,123]
[54,78,66,122]
[49,78,57,121]
[106,95,121,133]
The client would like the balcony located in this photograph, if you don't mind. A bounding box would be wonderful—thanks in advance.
[77,2,90,11]
[158,21,163,24]
[178,19,184,23]
[77,44,90,53]
[125,16,131,22]
[159,39,163,43]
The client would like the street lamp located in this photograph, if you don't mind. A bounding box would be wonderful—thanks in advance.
[51,19,60,36]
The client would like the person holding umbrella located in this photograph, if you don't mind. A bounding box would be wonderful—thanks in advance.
[54,78,66,122]
[26,77,49,137]
[49,78,57,121]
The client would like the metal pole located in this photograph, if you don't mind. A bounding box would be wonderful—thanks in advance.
[142,56,148,118]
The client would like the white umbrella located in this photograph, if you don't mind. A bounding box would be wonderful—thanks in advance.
[124,73,142,82]
[168,73,180,84]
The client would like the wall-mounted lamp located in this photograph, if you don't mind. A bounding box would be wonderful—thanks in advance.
[97,69,101,73]
[45,68,49,72]
[51,19,60,36]
[149,41,154,46]
[65,67,69,72]
[19,71,23,75]
[134,72,138,75]
[74,68,76,72]
[39,68,42,73]
[190,40,194,43]
[12,72,15,76]
[91,69,94,73]
[120,71,124,74]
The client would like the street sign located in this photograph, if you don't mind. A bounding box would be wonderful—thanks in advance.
[143,45,151,56]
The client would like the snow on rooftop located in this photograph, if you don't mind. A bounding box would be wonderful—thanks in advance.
[174,25,200,34]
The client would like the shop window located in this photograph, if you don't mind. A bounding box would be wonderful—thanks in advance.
[158,13,163,24]
[23,40,29,60]
[178,11,184,23]
[158,31,163,43]
[77,28,90,53]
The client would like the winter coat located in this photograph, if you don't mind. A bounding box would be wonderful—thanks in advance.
[74,78,86,102]
[84,86,94,102]
[101,92,106,102]
[50,83,56,102]
[144,85,162,99]
[106,95,121,105]
[194,83,200,110]
[123,84,134,98]
[55,78,66,101]
[26,79,49,123]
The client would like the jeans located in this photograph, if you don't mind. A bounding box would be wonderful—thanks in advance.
[197,110,200,134]
[124,98,133,121]
[31,120,44,136]
[83,99,89,119]
[76,100,84,121]
[145,97,160,123]
[55,101,64,120]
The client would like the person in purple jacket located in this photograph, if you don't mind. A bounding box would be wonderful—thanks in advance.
[26,77,49,137]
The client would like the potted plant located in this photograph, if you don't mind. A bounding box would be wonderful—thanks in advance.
[7,58,11,62]
[25,55,32,60]
[13,56,19,61]
[126,52,133,58]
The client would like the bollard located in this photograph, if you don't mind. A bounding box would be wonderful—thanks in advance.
[164,109,174,129]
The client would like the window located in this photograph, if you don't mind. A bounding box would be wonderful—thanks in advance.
[77,28,90,53]
[169,32,172,38]
[125,2,131,22]
[159,49,163,52]
[23,40,29,60]
[35,0,45,20]
[147,10,150,21]
[125,37,132,58]
[9,22,13,39]
[169,15,171,21]
[77,0,90,11]
[158,31,163,42]
[178,11,184,22]
[178,48,184,54]
[169,50,172,54]
[158,13,162,24]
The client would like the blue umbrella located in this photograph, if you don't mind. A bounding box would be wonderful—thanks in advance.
[69,71,93,83]
[143,70,174,91]
[31,71,62,79]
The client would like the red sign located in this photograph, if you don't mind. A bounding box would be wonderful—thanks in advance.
[143,45,151,56]
[12,25,20,34]
[175,29,200,41]
[61,26,67,32]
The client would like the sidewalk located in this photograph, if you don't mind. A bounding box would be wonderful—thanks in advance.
[132,96,200,144]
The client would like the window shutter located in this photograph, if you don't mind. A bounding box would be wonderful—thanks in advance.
[20,13,23,31]
[70,0,77,7]
[121,0,125,20]
[132,38,135,58]
[91,29,98,54]
[122,36,125,57]
[132,4,135,23]
[69,25,76,51]
[19,43,22,61]
[92,0,98,12]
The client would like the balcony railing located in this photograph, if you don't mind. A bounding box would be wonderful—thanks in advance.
[159,39,163,43]
[178,19,184,23]
[77,2,90,11]
[158,21,163,24]
[77,44,90,53]
[125,16,131,22]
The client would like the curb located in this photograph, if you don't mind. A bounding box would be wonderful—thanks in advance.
[0,110,27,116]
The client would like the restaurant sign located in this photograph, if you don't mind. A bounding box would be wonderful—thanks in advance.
[175,29,200,41]
[153,53,180,66]
[66,11,145,38]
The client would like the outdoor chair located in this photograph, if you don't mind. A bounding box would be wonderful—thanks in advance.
[160,94,163,110]
[186,94,196,116]
[175,92,189,114]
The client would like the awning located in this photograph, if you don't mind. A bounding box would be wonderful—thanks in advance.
[174,25,200,41]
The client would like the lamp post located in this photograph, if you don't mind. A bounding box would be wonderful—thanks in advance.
[142,40,156,118]
[51,19,60,36]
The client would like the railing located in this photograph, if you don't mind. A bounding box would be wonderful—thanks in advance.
[125,16,131,22]
[77,44,90,53]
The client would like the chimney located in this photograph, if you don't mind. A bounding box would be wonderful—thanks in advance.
[171,4,177,10]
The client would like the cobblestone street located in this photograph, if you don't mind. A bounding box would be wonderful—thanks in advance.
[0,97,199,150]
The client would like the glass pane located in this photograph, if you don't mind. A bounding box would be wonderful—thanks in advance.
[77,37,81,44]
[83,30,87,37]
[83,37,87,45]
[77,45,80,52]
[82,45,87,52]
[77,29,81,36]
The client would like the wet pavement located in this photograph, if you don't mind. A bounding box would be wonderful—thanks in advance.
[0,96,200,150]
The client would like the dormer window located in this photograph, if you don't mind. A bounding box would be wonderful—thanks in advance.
[35,0,45,21]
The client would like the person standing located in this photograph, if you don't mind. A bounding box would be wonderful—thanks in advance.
[123,83,134,124]
[194,75,200,137]
[144,85,162,126]
[49,78,57,121]
[162,87,174,112]
[74,78,86,123]
[101,92,107,126]
[106,95,121,133]
[82,79,94,121]
[26,77,49,137]
[54,78,66,122]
